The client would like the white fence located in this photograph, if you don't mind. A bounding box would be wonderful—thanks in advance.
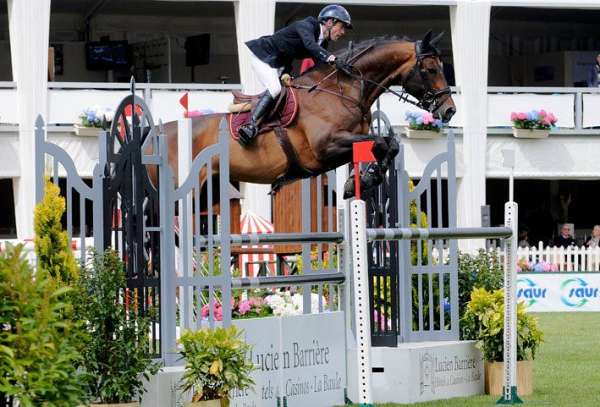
[516,241,600,272]
[433,242,600,272]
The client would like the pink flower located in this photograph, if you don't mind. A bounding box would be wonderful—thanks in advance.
[548,113,557,124]
[516,265,522,273]
[551,263,558,272]
[542,262,551,272]
[511,112,518,121]
[238,300,251,315]
[201,304,209,318]
[517,113,528,121]
[422,112,434,125]
[214,305,223,321]
[539,109,546,118]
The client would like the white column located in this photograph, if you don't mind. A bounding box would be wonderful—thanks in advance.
[234,0,276,220]
[450,0,491,250]
[8,0,51,239]
[234,0,276,94]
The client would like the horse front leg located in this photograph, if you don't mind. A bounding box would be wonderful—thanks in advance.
[341,135,400,199]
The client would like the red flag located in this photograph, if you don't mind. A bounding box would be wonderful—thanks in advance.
[352,141,376,164]
[179,92,189,113]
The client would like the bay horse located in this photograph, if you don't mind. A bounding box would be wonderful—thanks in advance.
[157,31,456,198]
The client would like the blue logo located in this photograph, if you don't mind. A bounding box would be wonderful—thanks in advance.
[517,278,547,306]
[560,278,599,307]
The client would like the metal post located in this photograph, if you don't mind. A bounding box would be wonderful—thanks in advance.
[498,201,522,404]
[178,118,194,331]
[158,124,178,366]
[350,200,373,406]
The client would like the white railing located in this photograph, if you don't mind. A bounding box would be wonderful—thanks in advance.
[1,83,600,133]
[433,241,600,272]
[516,241,600,272]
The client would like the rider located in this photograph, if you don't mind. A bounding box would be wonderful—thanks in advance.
[238,4,354,146]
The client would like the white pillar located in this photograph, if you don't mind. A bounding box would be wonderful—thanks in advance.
[234,0,276,220]
[450,0,491,250]
[8,0,51,239]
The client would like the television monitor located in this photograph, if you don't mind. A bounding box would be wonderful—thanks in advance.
[86,41,130,70]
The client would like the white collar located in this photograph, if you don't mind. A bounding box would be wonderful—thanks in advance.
[318,24,325,45]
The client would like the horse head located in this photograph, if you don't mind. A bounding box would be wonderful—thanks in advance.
[401,30,456,123]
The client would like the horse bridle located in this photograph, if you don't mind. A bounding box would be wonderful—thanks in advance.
[295,41,451,116]
[400,41,451,113]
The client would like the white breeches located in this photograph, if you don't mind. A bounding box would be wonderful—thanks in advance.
[249,51,282,98]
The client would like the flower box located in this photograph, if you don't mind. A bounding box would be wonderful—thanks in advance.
[74,124,102,137]
[405,128,442,139]
[484,360,533,396]
[404,111,444,138]
[89,403,139,407]
[512,128,549,139]
[510,110,556,139]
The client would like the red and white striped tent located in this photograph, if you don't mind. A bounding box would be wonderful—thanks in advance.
[239,211,277,277]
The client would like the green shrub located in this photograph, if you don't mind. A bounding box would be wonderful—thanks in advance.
[76,249,160,403]
[458,249,504,336]
[0,244,86,406]
[34,181,79,284]
[461,287,543,362]
[179,326,255,402]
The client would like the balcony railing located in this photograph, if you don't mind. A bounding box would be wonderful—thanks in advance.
[1,83,600,134]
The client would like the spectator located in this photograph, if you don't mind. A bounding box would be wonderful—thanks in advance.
[587,54,600,87]
[554,224,575,247]
[586,225,600,248]
[518,230,530,248]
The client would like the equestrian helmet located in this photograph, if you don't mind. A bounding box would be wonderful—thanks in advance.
[318,4,353,29]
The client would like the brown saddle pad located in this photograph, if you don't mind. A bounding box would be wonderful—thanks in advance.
[228,87,299,140]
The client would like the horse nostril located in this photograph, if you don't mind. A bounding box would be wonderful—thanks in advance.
[443,107,456,123]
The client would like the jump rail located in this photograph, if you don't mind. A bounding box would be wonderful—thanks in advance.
[196,232,344,246]
[231,272,345,288]
[366,227,512,241]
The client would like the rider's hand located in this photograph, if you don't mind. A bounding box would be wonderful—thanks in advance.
[281,73,293,87]
[326,55,337,64]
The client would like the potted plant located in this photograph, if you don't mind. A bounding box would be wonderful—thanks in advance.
[179,326,255,407]
[404,111,444,138]
[462,287,543,396]
[76,249,160,406]
[74,106,114,136]
[511,109,557,138]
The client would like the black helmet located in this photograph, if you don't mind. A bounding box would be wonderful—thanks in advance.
[318,4,352,29]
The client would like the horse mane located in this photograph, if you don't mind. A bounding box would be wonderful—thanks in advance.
[298,36,412,78]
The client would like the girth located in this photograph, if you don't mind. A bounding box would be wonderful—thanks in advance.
[271,126,317,192]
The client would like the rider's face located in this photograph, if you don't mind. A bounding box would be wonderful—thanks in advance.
[327,21,346,41]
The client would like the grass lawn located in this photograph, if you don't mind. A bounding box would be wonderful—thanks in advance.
[360,313,600,406]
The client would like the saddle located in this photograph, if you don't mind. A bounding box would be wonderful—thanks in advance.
[227,86,299,140]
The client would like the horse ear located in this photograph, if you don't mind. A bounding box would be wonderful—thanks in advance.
[430,31,444,47]
[422,30,433,47]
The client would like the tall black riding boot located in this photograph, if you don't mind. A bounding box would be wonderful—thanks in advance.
[238,92,275,147]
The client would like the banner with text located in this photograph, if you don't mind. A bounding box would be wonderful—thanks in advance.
[517,273,600,312]
[231,312,346,407]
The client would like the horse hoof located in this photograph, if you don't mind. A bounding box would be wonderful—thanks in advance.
[343,177,355,199]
